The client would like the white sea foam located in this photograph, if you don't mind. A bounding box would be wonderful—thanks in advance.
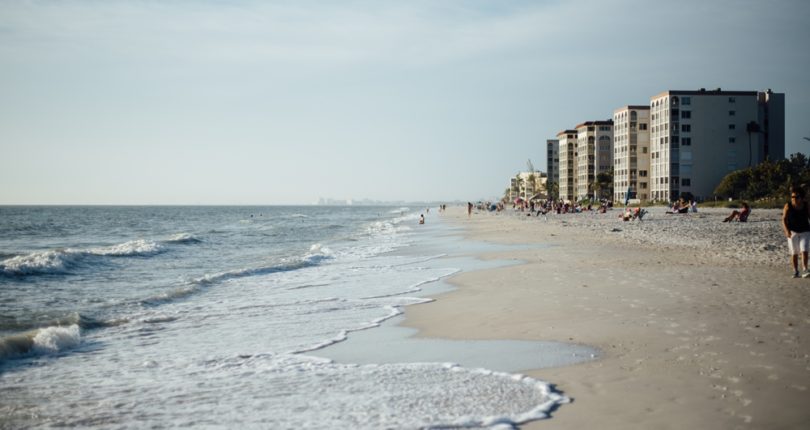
[89,239,162,256]
[0,249,75,275]
[31,325,81,354]
[166,233,201,244]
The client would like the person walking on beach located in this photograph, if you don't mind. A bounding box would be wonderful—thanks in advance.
[782,186,810,278]
[467,202,473,218]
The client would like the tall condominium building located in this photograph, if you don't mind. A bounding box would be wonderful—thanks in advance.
[613,106,651,202]
[546,139,559,190]
[575,120,614,201]
[556,130,578,202]
[649,88,784,201]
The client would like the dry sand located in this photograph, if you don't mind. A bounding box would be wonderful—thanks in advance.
[403,206,810,429]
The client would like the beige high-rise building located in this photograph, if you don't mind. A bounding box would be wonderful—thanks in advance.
[575,120,614,201]
[556,130,578,202]
[613,106,651,202]
[649,88,784,202]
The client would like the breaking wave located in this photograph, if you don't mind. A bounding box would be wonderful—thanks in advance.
[1,234,200,277]
[0,324,81,361]
[193,244,333,286]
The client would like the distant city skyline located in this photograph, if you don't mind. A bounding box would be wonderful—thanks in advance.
[1,0,808,205]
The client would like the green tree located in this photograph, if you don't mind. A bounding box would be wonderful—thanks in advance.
[714,153,810,203]
[593,170,614,200]
[547,181,559,201]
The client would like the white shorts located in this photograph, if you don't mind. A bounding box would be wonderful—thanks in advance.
[788,231,810,255]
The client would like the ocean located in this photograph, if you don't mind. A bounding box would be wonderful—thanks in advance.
[0,206,581,429]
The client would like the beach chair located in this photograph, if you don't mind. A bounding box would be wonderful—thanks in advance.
[631,208,647,221]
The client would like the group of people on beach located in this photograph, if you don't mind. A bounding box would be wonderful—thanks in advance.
[460,185,810,278]
[665,198,698,214]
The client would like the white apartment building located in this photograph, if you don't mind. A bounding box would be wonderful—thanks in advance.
[575,120,614,201]
[556,130,578,202]
[649,88,784,202]
[613,106,651,202]
[509,171,548,201]
[546,139,559,190]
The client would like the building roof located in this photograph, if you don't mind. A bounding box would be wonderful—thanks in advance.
[613,105,650,113]
[556,129,578,137]
[651,88,759,99]
[575,120,614,129]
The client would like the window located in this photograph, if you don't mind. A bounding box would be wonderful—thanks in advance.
[682,138,691,146]
[681,110,691,119]
[642,147,648,153]
[682,124,691,132]
[729,110,736,116]
[640,170,648,177]
[729,124,736,130]
[682,97,691,105]
[729,137,736,143]
[682,178,691,186]
[729,97,736,103]
[640,123,648,130]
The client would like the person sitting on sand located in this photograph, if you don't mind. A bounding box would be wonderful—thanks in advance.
[666,199,690,214]
[723,202,750,222]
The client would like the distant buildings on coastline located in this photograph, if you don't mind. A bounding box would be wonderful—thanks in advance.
[508,171,548,202]
[540,88,784,203]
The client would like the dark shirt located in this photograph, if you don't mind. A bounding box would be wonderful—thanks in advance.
[786,202,810,233]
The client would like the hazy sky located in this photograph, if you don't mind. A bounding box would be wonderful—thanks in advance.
[2,0,808,204]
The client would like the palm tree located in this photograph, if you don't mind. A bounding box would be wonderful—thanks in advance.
[513,174,525,201]
[594,170,614,200]
[526,173,537,200]
[547,181,559,201]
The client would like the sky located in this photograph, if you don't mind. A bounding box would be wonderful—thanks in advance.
[1,0,809,205]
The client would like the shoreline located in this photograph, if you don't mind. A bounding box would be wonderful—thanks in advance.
[401,206,810,429]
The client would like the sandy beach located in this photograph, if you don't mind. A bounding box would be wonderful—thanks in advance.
[404,206,810,429]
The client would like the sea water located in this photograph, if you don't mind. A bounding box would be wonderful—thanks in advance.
[0,206,590,429]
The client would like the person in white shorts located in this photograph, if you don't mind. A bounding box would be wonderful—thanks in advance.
[782,186,810,278]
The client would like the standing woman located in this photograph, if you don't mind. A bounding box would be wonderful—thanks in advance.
[782,186,810,278]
